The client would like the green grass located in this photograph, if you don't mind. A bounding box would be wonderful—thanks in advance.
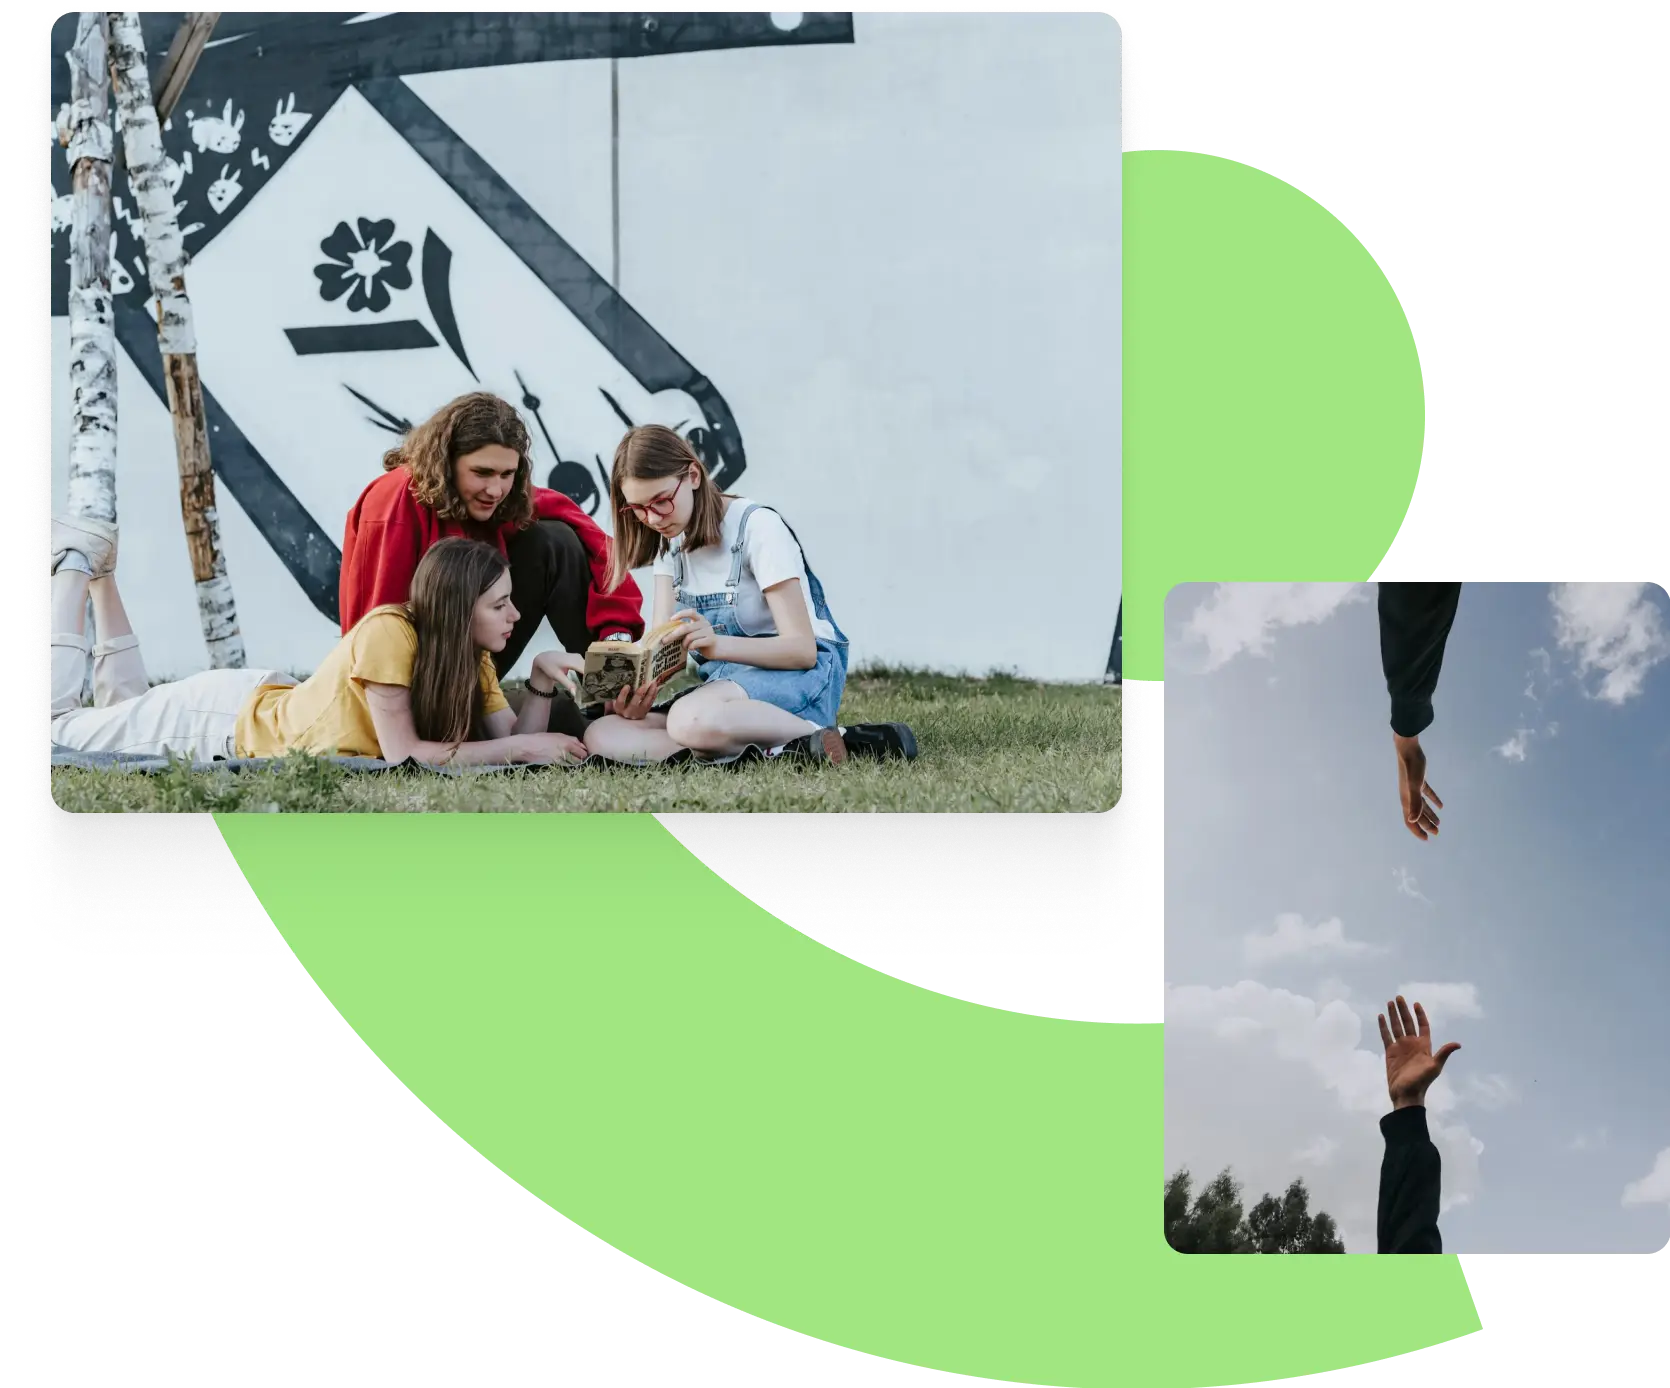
[50,670,1120,814]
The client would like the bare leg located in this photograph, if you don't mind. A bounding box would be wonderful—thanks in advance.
[664,682,821,757]
[583,711,683,764]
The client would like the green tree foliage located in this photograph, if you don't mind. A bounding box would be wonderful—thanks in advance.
[1165,1166,1346,1253]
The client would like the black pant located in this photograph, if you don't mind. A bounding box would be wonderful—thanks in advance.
[497,518,593,738]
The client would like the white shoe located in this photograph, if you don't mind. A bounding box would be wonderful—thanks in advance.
[53,514,118,578]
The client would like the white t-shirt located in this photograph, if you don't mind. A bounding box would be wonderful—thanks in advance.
[653,499,836,642]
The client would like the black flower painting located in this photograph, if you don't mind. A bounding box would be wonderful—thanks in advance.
[314,217,413,312]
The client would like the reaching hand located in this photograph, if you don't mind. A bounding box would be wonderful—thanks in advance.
[1394,733,1443,841]
[531,649,585,698]
[1378,995,1460,1110]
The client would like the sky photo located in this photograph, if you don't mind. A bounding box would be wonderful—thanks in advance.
[1164,582,1670,1254]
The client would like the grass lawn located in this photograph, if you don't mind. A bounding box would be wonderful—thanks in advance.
[50,669,1121,814]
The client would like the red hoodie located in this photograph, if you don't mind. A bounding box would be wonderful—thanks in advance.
[338,468,644,641]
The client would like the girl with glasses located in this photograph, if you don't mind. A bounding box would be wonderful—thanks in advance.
[584,426,916,766]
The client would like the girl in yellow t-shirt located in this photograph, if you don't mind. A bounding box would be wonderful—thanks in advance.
[51,523,588,768]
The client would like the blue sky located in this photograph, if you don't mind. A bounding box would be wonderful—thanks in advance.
[1163,583,1670,1253]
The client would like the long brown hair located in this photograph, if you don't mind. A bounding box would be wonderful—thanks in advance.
[407,538,508,745]
[607,425,727,590]
[384,392,535,529]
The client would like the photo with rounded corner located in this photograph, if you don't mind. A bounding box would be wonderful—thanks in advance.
[50,11,1122,814]
[1163,581,1670,1254]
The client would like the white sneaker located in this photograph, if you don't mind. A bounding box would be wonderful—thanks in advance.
[52,515,118,578]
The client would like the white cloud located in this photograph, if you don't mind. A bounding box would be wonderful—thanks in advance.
[1622,1147,1670,1208]
[1568,1127,1610,1153]
[1293,1136,1339,1166]
[1494,729,1532,762]
[1168,980,1392,1116]
[1396,982,1483,1021]
[1523,647,1554,702]
[1179,583,1369,671]
[1462,1073,1518,1111]
[1392,866,1432,905]
[1550,583,1670,705]
[1244,913,1386,966]
[1167,980,1484,1213]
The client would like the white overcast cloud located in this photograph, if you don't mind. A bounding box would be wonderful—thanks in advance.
[1243,913,1386,966]
[1178,582,1368,671]
[1395,981,1484,1022]
[1622,1147,1670,1208]
[1550,583,1670,705]
[1167,979,1484,1224]
[1392,866,1432,905]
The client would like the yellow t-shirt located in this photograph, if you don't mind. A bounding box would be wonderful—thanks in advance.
[234,606,509,759]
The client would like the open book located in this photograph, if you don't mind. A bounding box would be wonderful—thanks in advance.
[578,618,695,708]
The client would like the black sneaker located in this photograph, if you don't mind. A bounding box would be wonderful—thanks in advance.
[777,727,848,764]
[838,722,918,761]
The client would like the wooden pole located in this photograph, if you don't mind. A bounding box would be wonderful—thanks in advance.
[108,10,245,668]
[152,12,218,126]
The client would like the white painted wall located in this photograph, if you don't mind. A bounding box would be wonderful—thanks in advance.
[51,13,1120,681]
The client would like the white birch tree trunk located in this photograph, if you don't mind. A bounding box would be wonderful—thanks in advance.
[61,14,117,526]
[107,11,245,668]
[59,15,116,704]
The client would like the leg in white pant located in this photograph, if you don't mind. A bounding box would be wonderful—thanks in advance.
[52,666,273,760]
[51,518,277,761]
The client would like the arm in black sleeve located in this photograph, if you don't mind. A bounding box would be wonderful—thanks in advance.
[1377,1105,1443,1253]
[1377,583,1463,738]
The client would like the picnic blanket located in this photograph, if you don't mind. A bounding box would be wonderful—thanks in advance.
[49,743,770,775]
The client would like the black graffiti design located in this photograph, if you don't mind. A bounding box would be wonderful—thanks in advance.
[286,217,439,355]
[313,216,413,312]
[343,384,414,437]
[52,12,854,622]
[421,231,476,379]
[284,321,439,355]
[516,370,609,517]
[597,384,725,494]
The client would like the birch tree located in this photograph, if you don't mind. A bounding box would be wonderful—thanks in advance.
[59,14,117,525]
[108,11,245,668]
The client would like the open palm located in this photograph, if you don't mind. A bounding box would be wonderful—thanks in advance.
[1378,996,1460,1109]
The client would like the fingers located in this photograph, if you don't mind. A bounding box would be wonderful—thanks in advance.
[1434,1042,1460,1069]
[1404,815,1429,841]
[1413,1000,1432,1038]
[1424,782,1443,810]
[1395,996,1417,1039]
[1386,1000,1404,1041]
[1377,1012,1393,1050]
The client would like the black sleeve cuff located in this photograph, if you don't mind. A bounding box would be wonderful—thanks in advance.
[1381,1105,1430,1146]
[1390,696,1433,739]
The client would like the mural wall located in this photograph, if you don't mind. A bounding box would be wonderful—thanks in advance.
[51,12,1122,680]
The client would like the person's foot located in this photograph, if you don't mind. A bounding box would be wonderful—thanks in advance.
[53,515,118,578]
[838,722,918,761]
[778,727,848,765]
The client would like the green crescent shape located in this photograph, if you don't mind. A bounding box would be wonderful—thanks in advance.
[218,150,1465,1384]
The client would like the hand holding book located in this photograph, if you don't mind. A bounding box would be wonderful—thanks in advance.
[578,616,698,709]
[673,609,719,657]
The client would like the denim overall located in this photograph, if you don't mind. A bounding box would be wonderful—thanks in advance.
[670,503,850,729]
